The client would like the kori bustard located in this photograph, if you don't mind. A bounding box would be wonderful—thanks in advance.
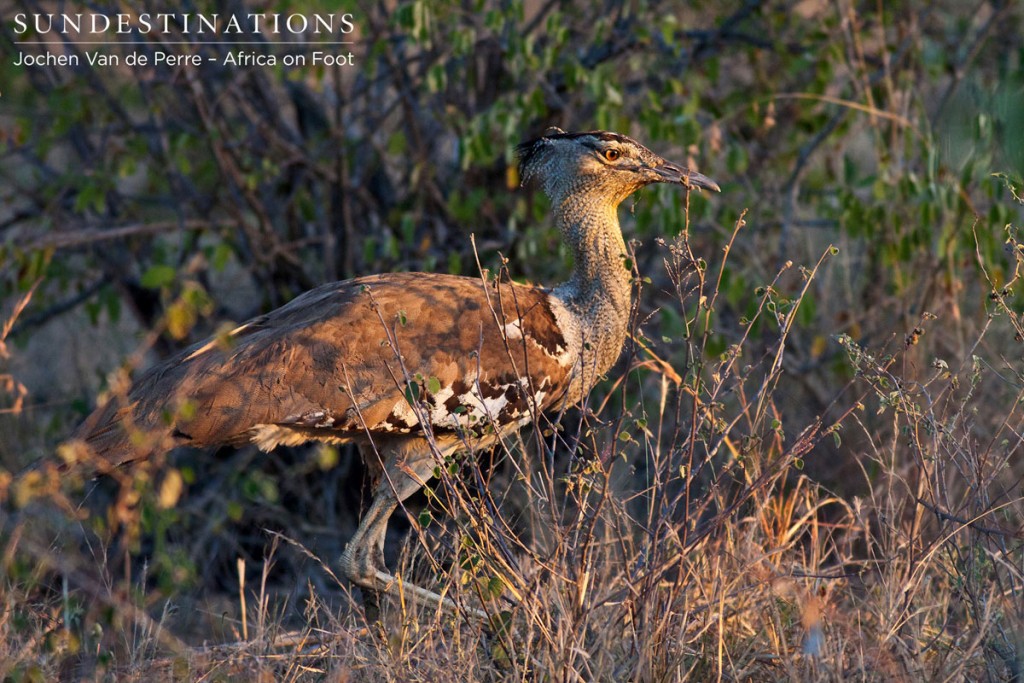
[74,129,720,616]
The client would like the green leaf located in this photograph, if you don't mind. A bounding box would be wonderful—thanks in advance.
[211,243,233,271]
[427,376,442,395]
[227,501,244,522]
[141,264,176,289]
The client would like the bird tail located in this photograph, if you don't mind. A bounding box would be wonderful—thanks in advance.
[66,395,173,474]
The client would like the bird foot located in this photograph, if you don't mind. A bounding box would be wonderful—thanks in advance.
[341,541,488,620]
[365,568,489,621]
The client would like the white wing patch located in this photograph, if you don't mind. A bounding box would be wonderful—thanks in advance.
[503,320,524,341]
[538,294,581,368]
[374,374,553,434]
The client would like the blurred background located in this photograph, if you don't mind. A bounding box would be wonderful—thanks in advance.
[1,0,1023,679]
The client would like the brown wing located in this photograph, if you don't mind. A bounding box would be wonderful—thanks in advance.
[74,272,577,465]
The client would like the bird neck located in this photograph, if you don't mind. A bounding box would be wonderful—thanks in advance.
[551,185,633,373]
[560,199,631,304]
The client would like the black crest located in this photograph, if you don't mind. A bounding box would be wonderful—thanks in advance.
[516,129,634,182]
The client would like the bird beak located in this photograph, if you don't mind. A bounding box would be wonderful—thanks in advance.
[652,160,721,193]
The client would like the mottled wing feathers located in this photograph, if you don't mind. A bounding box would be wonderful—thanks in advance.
[75,272,577,465]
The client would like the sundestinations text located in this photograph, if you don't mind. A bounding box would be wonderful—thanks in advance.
[13,13,355,36]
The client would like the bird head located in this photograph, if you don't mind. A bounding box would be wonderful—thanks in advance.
[516,128,720,206]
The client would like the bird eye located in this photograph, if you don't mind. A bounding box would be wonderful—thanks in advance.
[603,149,621,162]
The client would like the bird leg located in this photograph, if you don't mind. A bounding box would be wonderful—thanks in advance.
[340,444,487,620]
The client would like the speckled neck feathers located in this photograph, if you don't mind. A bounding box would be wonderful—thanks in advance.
[549,177,633,390]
